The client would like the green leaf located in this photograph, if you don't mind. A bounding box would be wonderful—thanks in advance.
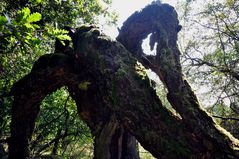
[24,23,34,29]
[16,7,31,22]
[22,7,31,16]
[27,13,42,23]
[57,34,71,41]
[30,0,42,4]
[32,24,40,29]
[0,16,8,25]
[31,38,41,45]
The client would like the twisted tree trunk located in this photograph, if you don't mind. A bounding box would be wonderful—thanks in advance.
[117,3,239,158]
[8,2,239,159]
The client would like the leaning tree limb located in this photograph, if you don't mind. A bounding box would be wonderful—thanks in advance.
[117,2,239,158]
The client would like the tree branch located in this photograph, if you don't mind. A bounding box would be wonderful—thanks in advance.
[212,115,239,121]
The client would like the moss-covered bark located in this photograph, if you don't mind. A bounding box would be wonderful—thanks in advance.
[8,2,239,159]
[117,2,239,159]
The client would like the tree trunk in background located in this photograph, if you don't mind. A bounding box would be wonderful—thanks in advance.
[8,2,239,159]
[121,132,139,159]
[93,120,139,159]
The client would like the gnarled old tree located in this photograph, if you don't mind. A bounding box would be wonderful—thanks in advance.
[8,3,239,159]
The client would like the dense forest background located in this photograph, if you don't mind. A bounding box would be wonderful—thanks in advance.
[0,0,238,158]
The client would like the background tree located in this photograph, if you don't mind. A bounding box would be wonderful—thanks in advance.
[176,0,239,138]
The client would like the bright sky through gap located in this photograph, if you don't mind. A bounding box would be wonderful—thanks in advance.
[103,0,227,107]
[103,0,178,39]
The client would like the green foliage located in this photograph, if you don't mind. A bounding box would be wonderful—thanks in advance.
[30,0,42,4]
[2,0,116,27]
[47,27,71,45]
[0,7,44,98]
[0,7,42,54]
[0,15,7,25]
[31,88,93,158]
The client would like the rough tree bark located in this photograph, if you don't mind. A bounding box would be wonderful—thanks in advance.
[8,2,239,159]
[117,3,239,158]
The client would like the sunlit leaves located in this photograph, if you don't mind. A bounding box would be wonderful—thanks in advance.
[0,7,42,54]
[47,27,71,45]
[0,15,7,26]
[15,7,31,23]
[27,13,42,23]
[30,0,42,4]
